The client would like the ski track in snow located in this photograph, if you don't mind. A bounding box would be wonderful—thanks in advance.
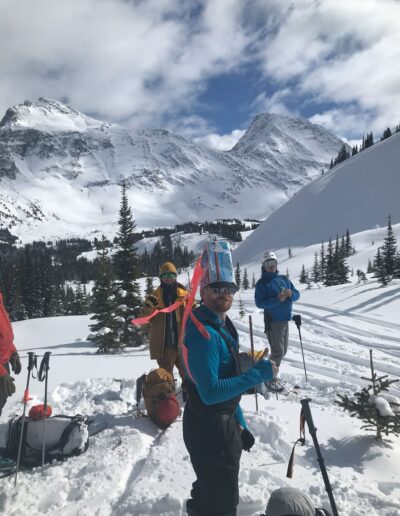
[1,286,400,515]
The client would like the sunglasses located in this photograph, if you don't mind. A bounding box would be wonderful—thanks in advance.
[161,272,177,279]
[263,260,277,268]
[209,285,237,295]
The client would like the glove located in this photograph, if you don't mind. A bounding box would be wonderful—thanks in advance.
[247,348,268,362]
[0,375,16,397]
[145,295,158,308]
[241,428,255,452]
[10,352,21,375]
[254,359,274,380]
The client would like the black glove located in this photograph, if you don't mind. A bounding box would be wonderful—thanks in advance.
[241,428,255,452]
[145,295,158,308]
[0,375,16,397]
[10,352,21,374]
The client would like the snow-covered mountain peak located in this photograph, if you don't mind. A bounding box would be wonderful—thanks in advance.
[0,98,347,241]
[232,112,348,162]
[0,97,105,132]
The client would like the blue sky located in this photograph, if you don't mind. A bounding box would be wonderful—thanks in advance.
[1,0,399,150]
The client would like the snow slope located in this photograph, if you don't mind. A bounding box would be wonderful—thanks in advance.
[233,131,400,265]
[1,260,400,514]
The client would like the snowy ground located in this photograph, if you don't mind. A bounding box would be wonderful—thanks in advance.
[1,268,400,515]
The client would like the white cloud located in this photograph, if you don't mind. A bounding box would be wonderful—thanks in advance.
[252,88,296,118]
[0,0,253,130]
[256,0,400,136]
[1,0,399,141]
[194,129,245,151]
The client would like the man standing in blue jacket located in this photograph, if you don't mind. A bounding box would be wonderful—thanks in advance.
[255,251,300,391]
[182,240,276,516]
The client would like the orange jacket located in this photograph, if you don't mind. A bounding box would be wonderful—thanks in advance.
[0,292,17,376]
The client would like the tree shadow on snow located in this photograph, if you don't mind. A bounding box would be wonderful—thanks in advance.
[303,435,391,473]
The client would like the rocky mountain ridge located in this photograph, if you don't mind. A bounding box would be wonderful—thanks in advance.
[0,98,347,241]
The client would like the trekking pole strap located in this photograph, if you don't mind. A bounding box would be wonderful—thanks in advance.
[38,352,51,382]
[286,408,306,478]
[27,352,38,379]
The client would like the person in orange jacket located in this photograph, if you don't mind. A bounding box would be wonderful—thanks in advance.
[0,292,21,416]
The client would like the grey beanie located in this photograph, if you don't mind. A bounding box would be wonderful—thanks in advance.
[266,487,315,516]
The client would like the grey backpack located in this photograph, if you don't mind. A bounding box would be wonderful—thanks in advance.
[5,415,89,467]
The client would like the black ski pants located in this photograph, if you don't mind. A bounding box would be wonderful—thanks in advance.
[183,404,243,516]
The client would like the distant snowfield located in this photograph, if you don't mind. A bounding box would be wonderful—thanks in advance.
[1,262,400,515]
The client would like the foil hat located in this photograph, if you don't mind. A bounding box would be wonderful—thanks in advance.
[200,239,236,289]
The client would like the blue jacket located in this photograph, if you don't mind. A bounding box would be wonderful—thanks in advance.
[255,269,300,321]
[183,305,274,429]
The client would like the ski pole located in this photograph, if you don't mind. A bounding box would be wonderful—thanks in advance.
[300,398,339,516]
[248,315,258,412]
[264,311,278,400]
[14,352,37,487]
[292,315,308,383]
[38,352,51,475]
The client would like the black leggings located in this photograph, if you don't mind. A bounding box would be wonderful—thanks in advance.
[183,405,243,516]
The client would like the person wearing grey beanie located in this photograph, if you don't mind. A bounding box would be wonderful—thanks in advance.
[263,487,331,516]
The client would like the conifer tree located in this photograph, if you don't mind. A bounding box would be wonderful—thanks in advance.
[312,251,320,283]
[145,276,155,297]
[299,265,308,284]
[381,214,397,277]
[73,282,89,314]
[324,238,335,286]
[90,236,121,352]
[333,235,349,284]
[337,350,400,441]
[320,242,326,282]
[113,184,143,346]
[251,273,256,289]
[374,248,389,285]
[242,268,249,290]
[235,263,242,290]
[345,229,353,257]
[288,247,292,259]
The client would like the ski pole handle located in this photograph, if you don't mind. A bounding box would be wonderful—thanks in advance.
[27,352,36,371]
[292,315,302,329]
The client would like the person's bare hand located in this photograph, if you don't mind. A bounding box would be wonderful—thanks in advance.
[278,291,286,302]
[284,289,292,298]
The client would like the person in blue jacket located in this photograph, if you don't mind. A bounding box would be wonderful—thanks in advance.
[255,251,300,390]
[182,276,276,516]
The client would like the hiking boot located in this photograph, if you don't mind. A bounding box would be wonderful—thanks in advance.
[266,379,285,393]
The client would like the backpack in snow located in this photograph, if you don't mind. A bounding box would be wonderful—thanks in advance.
[5,415,89,467]
[141,368,181,429]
